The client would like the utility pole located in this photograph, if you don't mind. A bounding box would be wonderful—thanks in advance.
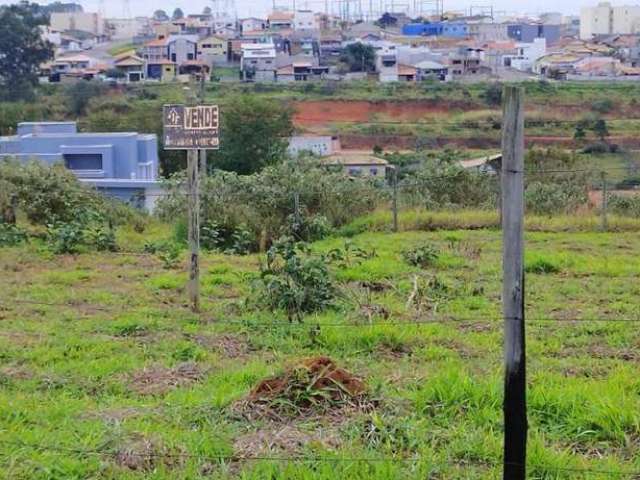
[601,171,608,232]
[501,85,527,480]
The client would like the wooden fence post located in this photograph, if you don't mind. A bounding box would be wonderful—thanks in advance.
[392,166,398,233]
[501,85,527,480]
[187,149,200,313]
[601,171,608,232]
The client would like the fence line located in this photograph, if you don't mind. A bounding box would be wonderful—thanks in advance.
[4,299,640,325]
[1,439,639,477]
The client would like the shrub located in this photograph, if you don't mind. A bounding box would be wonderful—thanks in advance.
[591,99,614,114]
[46,221,85,254]
[608,194,640,217]
[525,182,587,216]
[143,240,182,269]
[483,82,503,107]
[257,237,336,321]
[402,244,440,268]
[0,222,27,246]
[157,158,384,251]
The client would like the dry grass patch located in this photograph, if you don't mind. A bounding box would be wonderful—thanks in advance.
[128,362,207,395]
[114,433,183,472]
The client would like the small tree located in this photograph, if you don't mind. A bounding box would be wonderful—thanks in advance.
[210,95,294,174]
[376,12,398,28]
[339,42,376,73]
[152,9,169,22]
[483,82,503,107]
[171,8,184,20]
[593,118,609,141]
[0,2,54,101]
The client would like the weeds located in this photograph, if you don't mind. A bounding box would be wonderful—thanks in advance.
[402,244,440,268]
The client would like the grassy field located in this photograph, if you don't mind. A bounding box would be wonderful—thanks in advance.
[1,216,639,479]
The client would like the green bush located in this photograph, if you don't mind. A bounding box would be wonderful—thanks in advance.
[525,182,587,216]
[257,237,336,321]
[608,194,640,217]
[143,240,182,269]
[0,222,27,246]
[157,158,383,251]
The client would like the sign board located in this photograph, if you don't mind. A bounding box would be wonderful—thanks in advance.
[163,104,220,150]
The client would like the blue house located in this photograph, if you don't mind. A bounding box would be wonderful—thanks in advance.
[0,122,162,211]
[402,22,469,38]
[507,24,560,44]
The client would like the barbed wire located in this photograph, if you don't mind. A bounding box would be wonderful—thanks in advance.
[4,299,640,326]
[1,439,639,476]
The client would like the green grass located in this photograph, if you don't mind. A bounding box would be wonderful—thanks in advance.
[1,225,640,479]
[108,43,136,57]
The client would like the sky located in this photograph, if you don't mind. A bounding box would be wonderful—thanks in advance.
[4,0,639,20]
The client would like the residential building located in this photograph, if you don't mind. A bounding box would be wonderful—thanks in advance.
[167,35,199,64]
[287,31,319,56]
[580,2,640,39]
[293,10,319,30]
[268,11,294,31]
[240,43,277,81]
[51,54,99,74]
[240,17,267,33]
[50,12,105,36]
[113,54,146,82]
[198,35,229,66]
[323,153,389,178]
[0,122,161,211]
[376,44,399,82]
[319,33,343,60]
[402,22,470,38]
[276,57,329,82]
[503,38,547,71]
[287,136,337,157]
[507,24,561,44]
[468,22,510,41]
[141,37,169,63]
[147,60,177,81]
[447,47,490,78]
[414,60,448,81]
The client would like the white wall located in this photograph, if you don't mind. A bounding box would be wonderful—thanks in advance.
[580,3,640,39]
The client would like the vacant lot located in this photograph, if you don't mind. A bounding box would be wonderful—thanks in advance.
[1,223,639,479]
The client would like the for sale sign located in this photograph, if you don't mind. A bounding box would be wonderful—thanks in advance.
[163,104,220,150]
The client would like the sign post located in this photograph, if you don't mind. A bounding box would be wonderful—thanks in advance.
[163,104,220,313]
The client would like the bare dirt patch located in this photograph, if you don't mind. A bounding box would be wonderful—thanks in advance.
[128,362,206,395]
[0,363,34,381]
[235,356,373,420]
[114,434,182,472]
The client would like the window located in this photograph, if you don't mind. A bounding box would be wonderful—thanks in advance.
[202,44,212,48]
[348,167,362,176]
[369,168,378,176]
[187,53,194,60]
[64,153,102,170]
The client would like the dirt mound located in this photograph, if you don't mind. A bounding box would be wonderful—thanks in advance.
[128,362,206,395]
[239,356,370,419]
